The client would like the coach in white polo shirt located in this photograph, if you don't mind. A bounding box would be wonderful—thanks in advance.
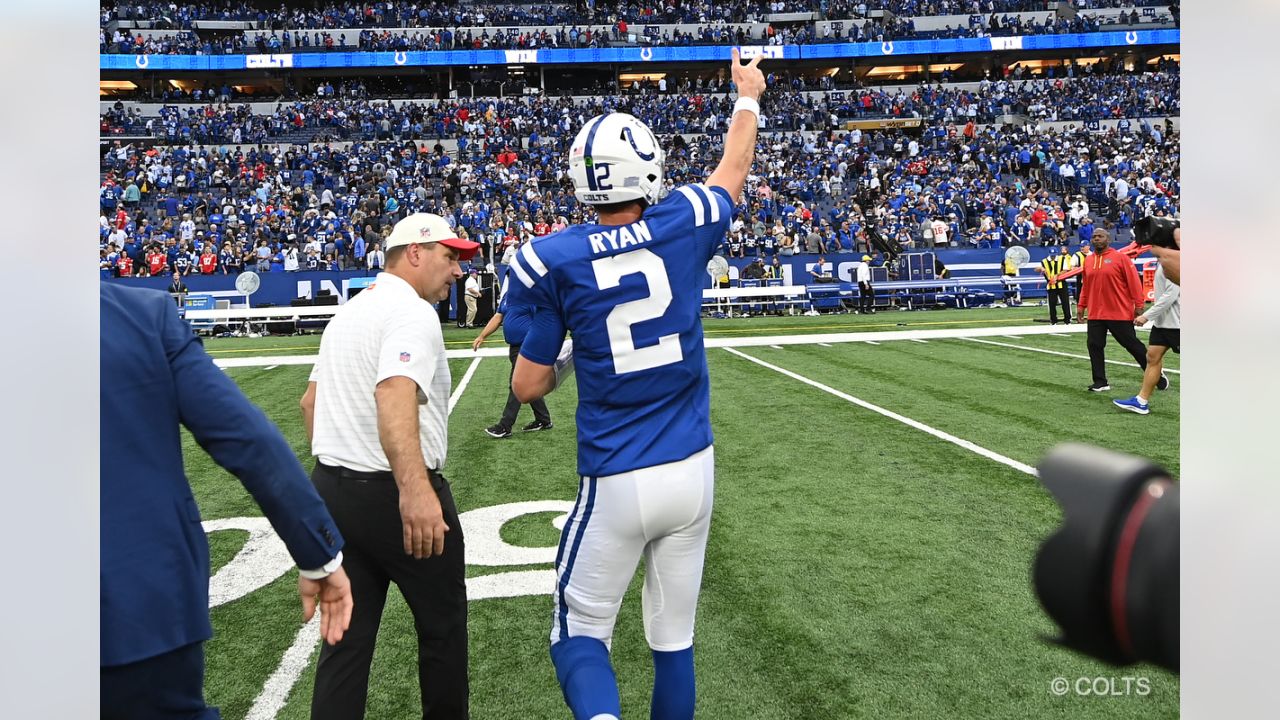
[301,212,479,720]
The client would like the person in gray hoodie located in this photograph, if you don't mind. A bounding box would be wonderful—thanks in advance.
[1113,261,1180,415]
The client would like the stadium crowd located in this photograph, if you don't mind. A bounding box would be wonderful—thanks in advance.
[103,0,1174,31]
[101,0,1175,54]
[100,64,1179,143]
[99,95,1178,280]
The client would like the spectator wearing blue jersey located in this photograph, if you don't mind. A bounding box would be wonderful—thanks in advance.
[505,48,766,720]
[1079,216,1096,245]
[473,277,554,439]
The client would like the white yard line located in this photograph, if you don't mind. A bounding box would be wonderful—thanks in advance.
[1049,333,1071,338]
[449,357,483,415]
[909,339,929,344]
[769,345,784,350]
[243,618,320,720]
[214,323,1088,369]
[723,347,1036,477]
[817,343,832,347]
[961,337,1180,375]
[263,365,278,371]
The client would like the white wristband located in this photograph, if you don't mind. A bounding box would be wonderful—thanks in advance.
[733,97,760,118]
[299,551,343,580]
[553,339,575,389]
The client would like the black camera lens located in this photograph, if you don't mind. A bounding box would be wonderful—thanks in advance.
[1033,444,1179,672]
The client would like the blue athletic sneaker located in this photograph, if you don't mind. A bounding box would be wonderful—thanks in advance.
[1113,396,1150,415]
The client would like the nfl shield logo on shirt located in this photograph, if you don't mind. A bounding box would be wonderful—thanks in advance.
[400,352,411,362]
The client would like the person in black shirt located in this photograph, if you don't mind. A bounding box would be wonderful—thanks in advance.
[167,271,188,303]
[221,242,244,275]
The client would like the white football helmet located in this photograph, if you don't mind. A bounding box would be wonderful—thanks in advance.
[568,113,665,207]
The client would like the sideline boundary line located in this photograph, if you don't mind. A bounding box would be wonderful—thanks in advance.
[722,347,1037,477]
[961,337,1180,375]
[215,323,1085,368]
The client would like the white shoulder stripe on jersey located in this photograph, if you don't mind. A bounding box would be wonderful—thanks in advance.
[510,254,536,288]
[693,184,721,224]
[519,242,548,277]
[675,186,705,227]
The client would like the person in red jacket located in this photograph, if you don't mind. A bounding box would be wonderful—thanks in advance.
[1078,228,1148,392]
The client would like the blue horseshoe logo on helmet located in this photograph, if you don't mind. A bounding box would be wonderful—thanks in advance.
[394,51,407,65]
[881,42,894,55]
[135,54,149,69]
[622,126,656,161]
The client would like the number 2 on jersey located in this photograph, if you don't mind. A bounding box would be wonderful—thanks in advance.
[591,248,684,374]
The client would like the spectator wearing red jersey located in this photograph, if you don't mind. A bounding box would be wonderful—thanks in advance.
[1030,204,1048,229]
[198,246,218,275]
[146,246,168,277]
[116,253,134,278]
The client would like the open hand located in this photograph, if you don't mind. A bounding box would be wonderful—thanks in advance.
[299,566,354,645]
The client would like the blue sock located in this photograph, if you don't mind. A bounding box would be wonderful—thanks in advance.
[650,647,696,720]
[550,636,621,720]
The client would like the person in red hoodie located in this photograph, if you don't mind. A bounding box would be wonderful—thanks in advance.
[1078,228,1148,392]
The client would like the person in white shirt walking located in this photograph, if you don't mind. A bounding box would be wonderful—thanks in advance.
[1113,262,1179,415]
[301,212,479,719]
[462,267,482,327]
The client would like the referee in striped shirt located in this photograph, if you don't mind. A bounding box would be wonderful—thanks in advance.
[301,213,480,720]
[1037,246,1074,325]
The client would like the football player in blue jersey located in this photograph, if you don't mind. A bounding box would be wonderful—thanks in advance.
[503,49,767,720]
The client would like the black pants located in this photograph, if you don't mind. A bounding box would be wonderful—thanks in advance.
[498,343,550,431]
[1047,286,1072,324]
[1086,319,1147,385]
[101,641,219,719]
[311,463,468,720]
[858,281,874,311]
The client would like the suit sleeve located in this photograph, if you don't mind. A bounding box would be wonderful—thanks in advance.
[160,298,342,570]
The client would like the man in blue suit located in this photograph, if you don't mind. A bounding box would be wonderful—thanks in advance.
[101,283,354,719]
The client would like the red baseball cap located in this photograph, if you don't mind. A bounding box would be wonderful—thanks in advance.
[385,213,481,260]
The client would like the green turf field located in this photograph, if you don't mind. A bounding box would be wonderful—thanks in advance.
[187,309,1179,719]
[199,306,1055,357]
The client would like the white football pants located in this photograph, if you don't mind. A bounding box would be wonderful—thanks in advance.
[550,445,715,652]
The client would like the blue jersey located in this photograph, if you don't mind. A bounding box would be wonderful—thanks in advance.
[506,183,732,477]
[496,277,534,346]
